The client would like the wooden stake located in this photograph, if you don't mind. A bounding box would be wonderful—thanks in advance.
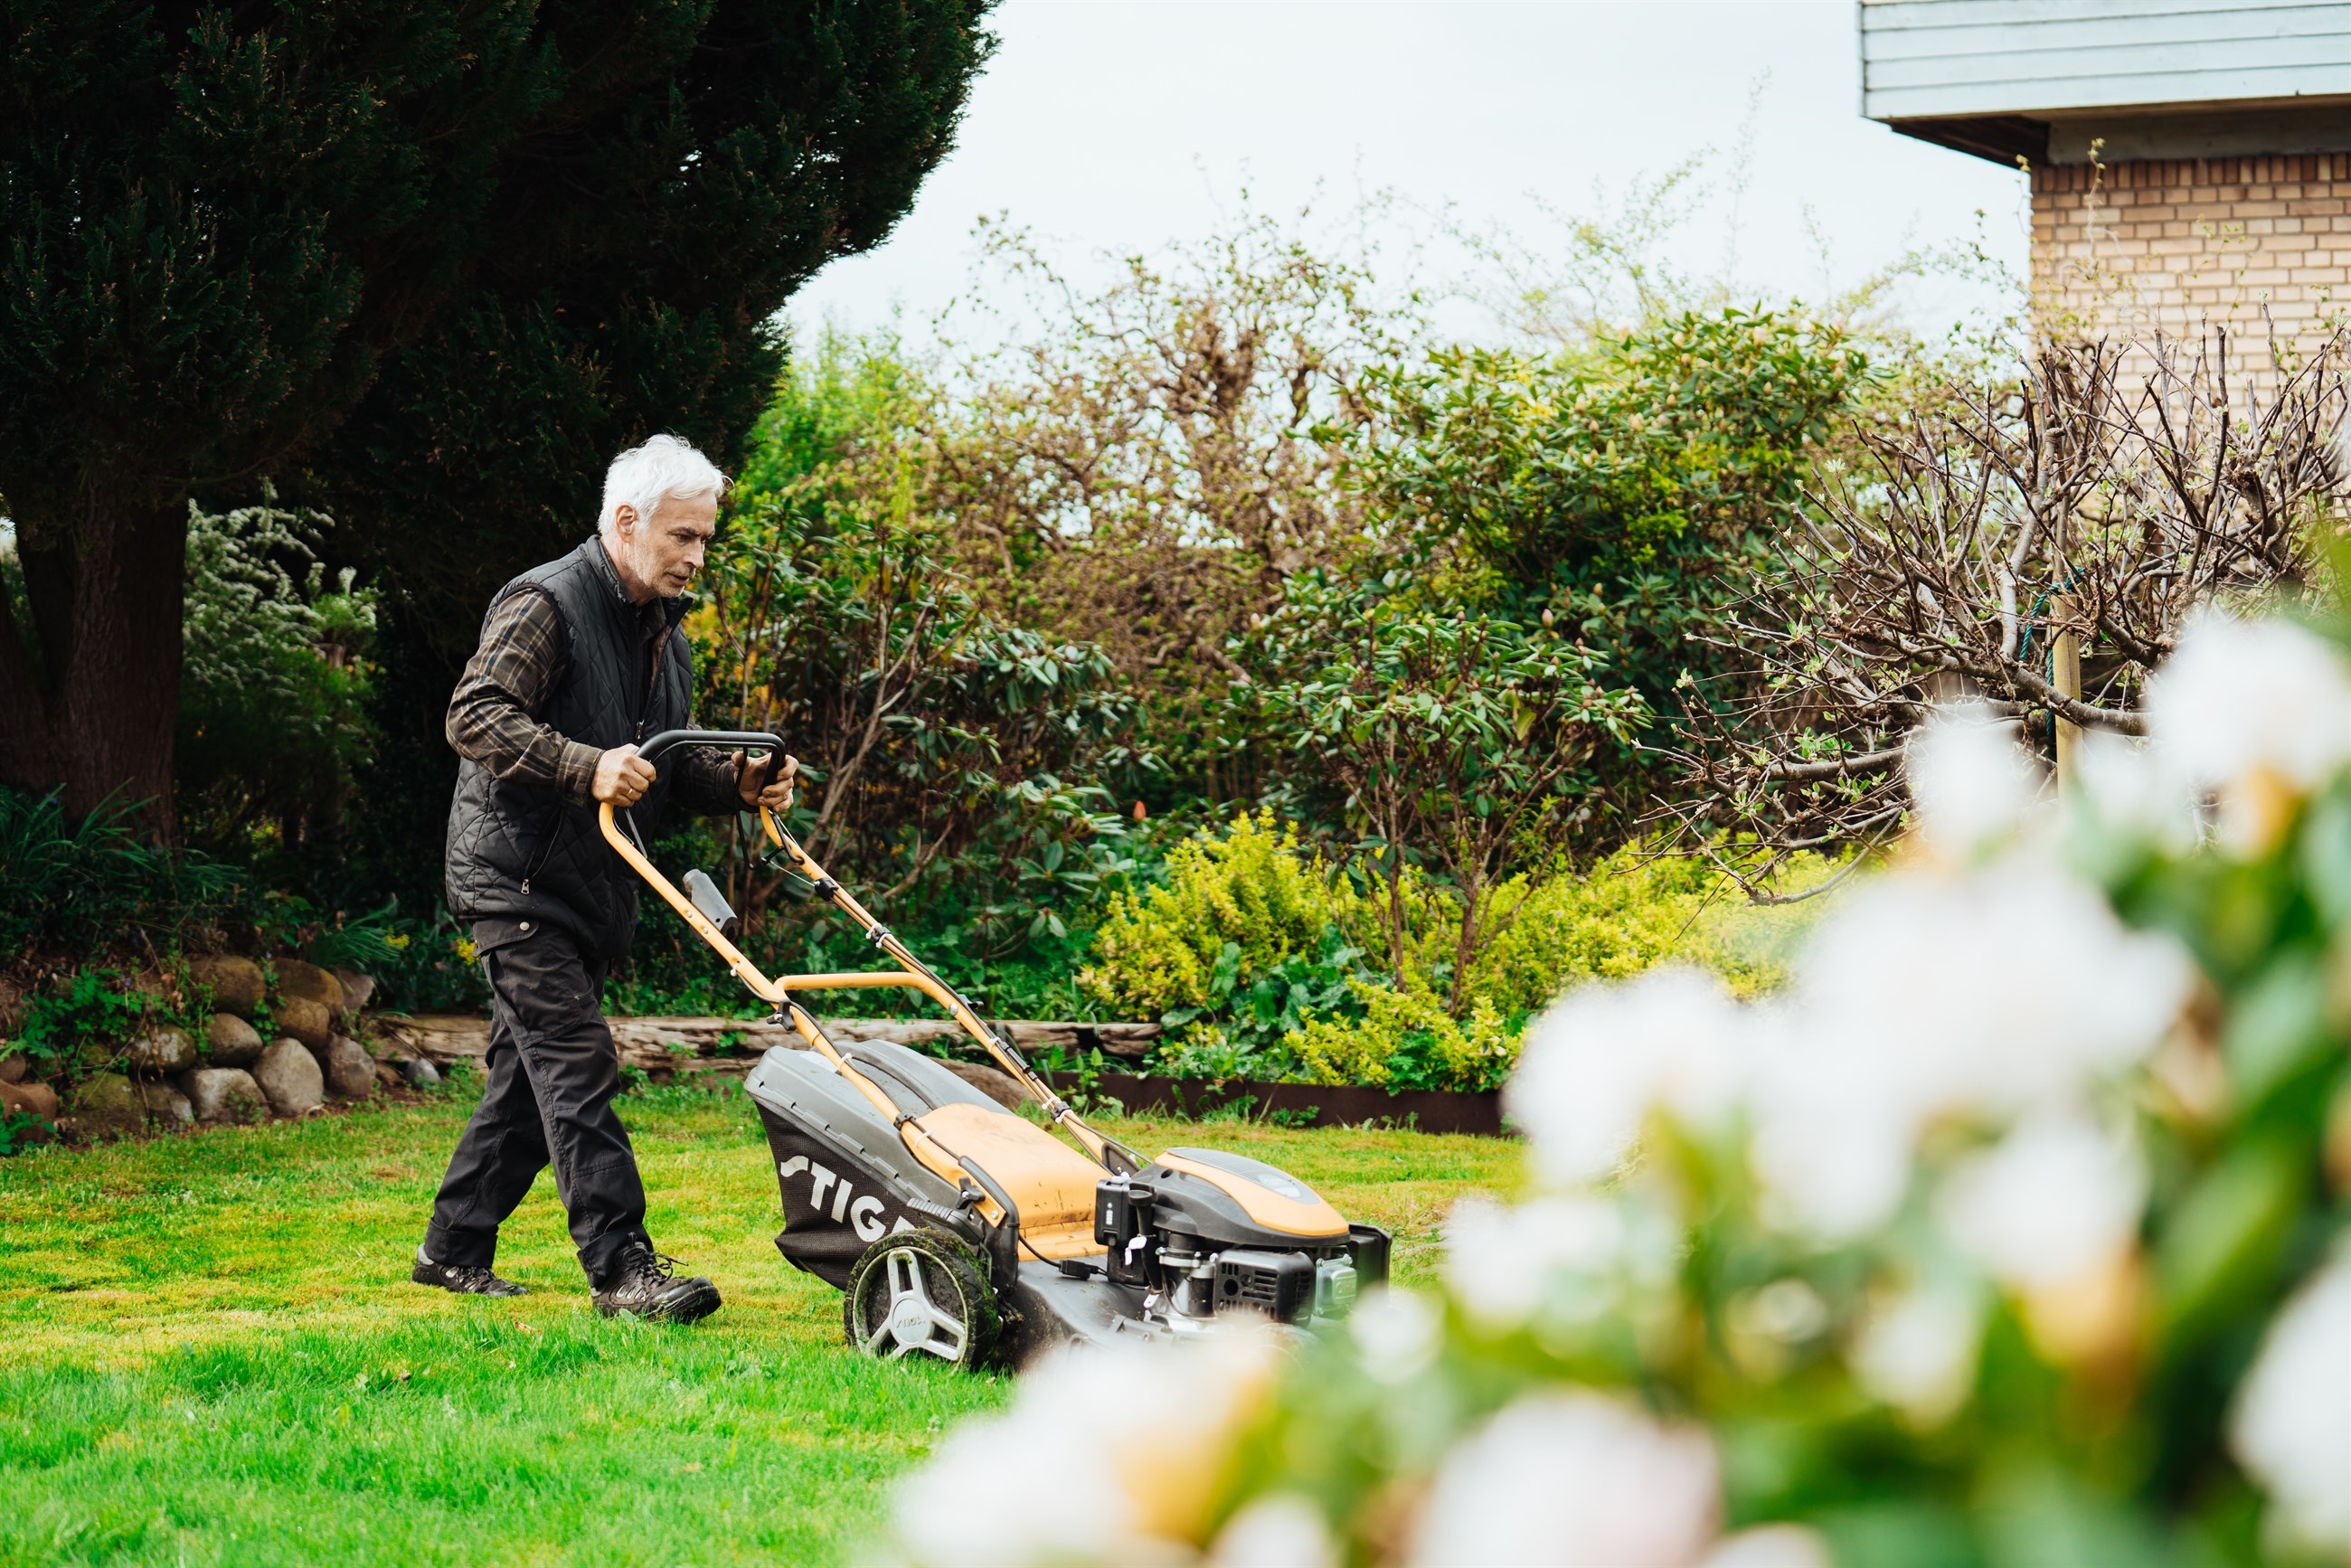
[2054,593,2082,786]
[2051,500,2083,788]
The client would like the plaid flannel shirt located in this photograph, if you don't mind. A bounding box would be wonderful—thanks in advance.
[445,579,740,814]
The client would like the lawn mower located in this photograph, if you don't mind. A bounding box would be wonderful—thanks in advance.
[601,730,1391,1369]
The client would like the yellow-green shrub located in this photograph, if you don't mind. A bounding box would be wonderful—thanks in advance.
[1463,844,1829,1010]
[1289,979,1514,1091]
[1086,812,1838,1091]
[1079,812,1364,1017]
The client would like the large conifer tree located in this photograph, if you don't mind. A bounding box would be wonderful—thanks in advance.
[0,0,994,831]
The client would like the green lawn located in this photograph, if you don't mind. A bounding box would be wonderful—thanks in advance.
[0,1077,1518,1566]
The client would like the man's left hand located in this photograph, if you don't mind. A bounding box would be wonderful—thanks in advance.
[734,750,798,814]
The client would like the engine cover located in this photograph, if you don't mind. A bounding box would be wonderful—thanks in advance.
[1214,1248,1317,1323]
[1134,1148,1350,1252]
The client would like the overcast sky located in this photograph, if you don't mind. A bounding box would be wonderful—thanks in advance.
[793,0,2033,345]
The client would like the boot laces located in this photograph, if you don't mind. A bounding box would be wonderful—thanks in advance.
[621,1242,682,1287]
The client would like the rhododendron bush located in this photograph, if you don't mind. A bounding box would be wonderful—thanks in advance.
[891,612,2351,1568]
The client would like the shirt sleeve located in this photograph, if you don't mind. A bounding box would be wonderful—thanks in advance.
[444,589,605,806]
[668,741,747,817]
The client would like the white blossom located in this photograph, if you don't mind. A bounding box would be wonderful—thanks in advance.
[1797,861,2188,1122]
[1744,1036,1921,1242]
[1848,1285,1982,1428]
[1207,1496,1336,1568]
[1507,968,1752,1186]
[2071,730,2198,851]
[1351,1287,1441,1384]
[1442,1194,1628,1332]
[2230,1256,2351,1554]
[1934,1114,2148,1290]
[893,1329,1279,1566]
[1905,704,2043,859]
[1405,1391,1720,1567]
[1740,859,2190,1242]
[2148,610,2351,794]
[1697,1525,1834,1568]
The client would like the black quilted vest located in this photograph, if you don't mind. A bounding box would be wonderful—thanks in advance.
[443,539,693,958]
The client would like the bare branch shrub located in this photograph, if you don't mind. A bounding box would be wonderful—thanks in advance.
[1666,326,2350,883]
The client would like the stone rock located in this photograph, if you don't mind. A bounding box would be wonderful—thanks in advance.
[253,1039,325,1118]
[275,995,333,1050]
[125,1026,198,1076]
[71,1072,146,1140]
[333,967,376,1016]
[0,1053,27,1083]
[139,1081,195,1126]
[204,1013,265,1067]
[177,1067,267,1125]
[319,1035,376,1100]
[944,1060,1029,1111]
[275,959,345,1023]
[188,955,266,1019]
[0,1076,60,1121]
[401,1056,442,1090]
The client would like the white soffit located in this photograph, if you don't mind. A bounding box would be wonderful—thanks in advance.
[1859,0,2351,120]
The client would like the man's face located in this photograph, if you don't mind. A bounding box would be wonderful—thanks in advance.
[611,491,718,601]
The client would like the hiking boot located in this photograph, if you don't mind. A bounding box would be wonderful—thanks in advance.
[412,1248,528,1297]
[592,1241,722,1323]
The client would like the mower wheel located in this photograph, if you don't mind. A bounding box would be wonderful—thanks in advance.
[844,1227,1000,1370]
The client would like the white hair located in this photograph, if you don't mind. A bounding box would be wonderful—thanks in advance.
[600,434,727,542]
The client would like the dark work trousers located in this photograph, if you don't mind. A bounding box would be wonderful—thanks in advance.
[422,920,650,1287]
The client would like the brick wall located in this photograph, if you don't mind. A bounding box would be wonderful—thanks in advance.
[2031,153,2348,380]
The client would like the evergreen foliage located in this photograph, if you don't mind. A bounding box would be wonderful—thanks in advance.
[0,0,998,827]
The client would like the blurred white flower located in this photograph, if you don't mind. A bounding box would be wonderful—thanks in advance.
[2229,1256,2351,1554]
[2071,730,2198,850]
[1207,1495,1336,1568]
[893,1328,1279,1566]
[2149,611,2351,792]
[1698,1525,1834,1568]
[1935,1113,2148,1290]
[1849,1284,1982,1428]
[1735,860,2194,1241]
[1406,1391,1720,1567]
[1906,704,2043,859]
[1731,1279,1831,1347]
[1507,968,1752,1186]
[1352,1287,1441,1385]
[2148,612,2351,854]
[1745,1038,1920,1242]
[1443,1194,1628,1332]
[1798,861,2188,1123]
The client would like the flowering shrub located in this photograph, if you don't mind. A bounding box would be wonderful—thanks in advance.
[892,611,2351,1567]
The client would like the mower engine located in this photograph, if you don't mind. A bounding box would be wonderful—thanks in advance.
[1092,1147,1390,1332]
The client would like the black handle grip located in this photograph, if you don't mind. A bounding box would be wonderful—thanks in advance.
[636,729,788,769]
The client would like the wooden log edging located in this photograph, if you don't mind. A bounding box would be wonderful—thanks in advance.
[373,1015,1505,1137]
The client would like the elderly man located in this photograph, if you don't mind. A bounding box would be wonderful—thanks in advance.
[413,434,795,1321]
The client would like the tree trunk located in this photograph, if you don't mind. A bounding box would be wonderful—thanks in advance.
[0,494,187,838]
